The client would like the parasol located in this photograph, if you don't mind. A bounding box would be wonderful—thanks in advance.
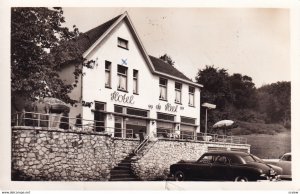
[213,120,235,128]
[212,120,237,135]
[43,97,70,113]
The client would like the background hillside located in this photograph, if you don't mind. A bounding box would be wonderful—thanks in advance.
[195,65,291,136]
[195,66,291,158]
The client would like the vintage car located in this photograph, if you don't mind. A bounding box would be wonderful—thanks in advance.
[169,151,282,181]
[264,152,291,180]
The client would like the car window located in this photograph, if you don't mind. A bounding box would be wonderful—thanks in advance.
[281,154,291,161]
[215,156,229,165]
[198,155,214,164]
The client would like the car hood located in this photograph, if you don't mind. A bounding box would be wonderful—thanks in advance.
[246,162,282,174]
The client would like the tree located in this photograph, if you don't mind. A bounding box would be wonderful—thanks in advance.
[256,81,291,126]
[195,65,232,110]
[11,7,90,106]
[228,73,257,109]
[159,54,175,66]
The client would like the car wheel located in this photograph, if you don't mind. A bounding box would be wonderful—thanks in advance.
[234,176,248,182]
[174,171,185,181]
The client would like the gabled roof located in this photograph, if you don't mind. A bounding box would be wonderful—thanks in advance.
[75,14,122,54]
[149,55,192,81]
[74,12,203,88]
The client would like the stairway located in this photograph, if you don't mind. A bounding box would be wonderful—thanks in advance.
[109,153,140,181]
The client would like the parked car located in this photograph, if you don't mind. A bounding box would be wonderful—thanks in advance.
[263,152,291,180]
[169,151,282,181]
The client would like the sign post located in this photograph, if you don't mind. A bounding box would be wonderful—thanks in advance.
[202,103,216,140]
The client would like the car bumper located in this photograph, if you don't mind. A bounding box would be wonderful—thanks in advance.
[278,175,292,181]
[258,174,281,182]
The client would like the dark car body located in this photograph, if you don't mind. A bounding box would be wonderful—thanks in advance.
[170,151,281,181]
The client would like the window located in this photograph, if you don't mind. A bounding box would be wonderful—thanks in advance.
[127,107,148,117]
[159,78,167,100]
[156,113,175,138]
[113,105,148,138]
[175,82,182,104]
[114,105,124,113]
[95,101,105,111]
[105,61,111,88]
[133,69,138,94]
[114,105,148,117]
[157,121,174,137]
[117,65,127,91]
[157,112,175,121]
[188,86,195,107]
[181,116,196,124]
[118,37,129,49]
[180,125,195,140]
[94,101,106,132]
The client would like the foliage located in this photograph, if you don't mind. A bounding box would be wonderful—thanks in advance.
[159,54,175,66]
[11,7,91,106]
[195,65,290,133]
[256,81,291,126]
[231,121,288,135]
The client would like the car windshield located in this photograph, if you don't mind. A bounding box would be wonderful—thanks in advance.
[242,155,256,163]
[251,154,265,163]
[281,154,291,161]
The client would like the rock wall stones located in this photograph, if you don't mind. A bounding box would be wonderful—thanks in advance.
[131,139,250,180]
[12,127,139,181]
[12,127,250,181]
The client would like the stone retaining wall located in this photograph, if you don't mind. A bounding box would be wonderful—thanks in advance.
[12,127,250,181]
[12,127,139,181]
[131,139,250,180]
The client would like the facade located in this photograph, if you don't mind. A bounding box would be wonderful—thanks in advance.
[61,12,203,139]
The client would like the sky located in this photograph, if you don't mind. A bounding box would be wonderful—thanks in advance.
[62,8,290,88]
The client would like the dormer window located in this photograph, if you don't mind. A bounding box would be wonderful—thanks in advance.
[118,37,128,50]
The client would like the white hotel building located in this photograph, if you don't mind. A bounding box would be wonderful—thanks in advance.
[61,12,203,139]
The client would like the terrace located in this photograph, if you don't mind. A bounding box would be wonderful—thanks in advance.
[12,111,247,145]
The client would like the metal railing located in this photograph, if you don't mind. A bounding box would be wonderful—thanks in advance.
[12,111,247,144]
[134,135,149,155]
[11,111,135,139]
[156,131,247,144]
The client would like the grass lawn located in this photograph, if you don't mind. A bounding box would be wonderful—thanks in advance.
[241,132,291,159]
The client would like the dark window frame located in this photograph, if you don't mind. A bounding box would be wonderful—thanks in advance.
[157,112,175,121]
[159,78,168,101]
[117,37,129,50]
[117,65,128,92]
[175,82,182,104]
[188,86,195,107]
[105,60,111,88]
[133,69,139,94]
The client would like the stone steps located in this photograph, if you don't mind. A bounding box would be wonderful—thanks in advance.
[109,152,140,181]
